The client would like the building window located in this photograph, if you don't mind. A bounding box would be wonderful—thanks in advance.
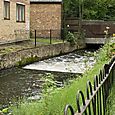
[4,1,10,20]
[16,4,25,22]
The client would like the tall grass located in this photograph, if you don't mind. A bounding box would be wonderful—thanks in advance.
[11,40,115,115]
[106,80,115,115]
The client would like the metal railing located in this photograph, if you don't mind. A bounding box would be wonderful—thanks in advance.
[30,29,65,47]
[64,56,115,115]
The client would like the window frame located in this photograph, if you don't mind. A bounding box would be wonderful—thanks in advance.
[16,3,25,23]
[4,1,10,20]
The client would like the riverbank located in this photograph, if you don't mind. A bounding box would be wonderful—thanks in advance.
[10,38,115,115]
[0,41,85,70]
[0,49,93,107]
[106,79,115,115]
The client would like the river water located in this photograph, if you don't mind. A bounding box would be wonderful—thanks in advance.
[0,49,96,108]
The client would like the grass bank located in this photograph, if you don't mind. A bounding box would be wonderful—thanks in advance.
[106,79,115,115]
[11,39,115,115]
[30,38,63,44]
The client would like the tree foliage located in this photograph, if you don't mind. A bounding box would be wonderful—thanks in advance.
[63,0,115,20]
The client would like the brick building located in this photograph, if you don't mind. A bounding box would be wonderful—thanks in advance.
[30,0,62,38]
[0,0,30,43]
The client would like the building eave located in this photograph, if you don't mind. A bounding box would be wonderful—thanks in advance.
[30,0,62,3]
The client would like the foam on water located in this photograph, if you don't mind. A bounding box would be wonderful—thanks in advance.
[24,51,96,73]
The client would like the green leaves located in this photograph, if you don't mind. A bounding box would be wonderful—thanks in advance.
[64,0,115,20]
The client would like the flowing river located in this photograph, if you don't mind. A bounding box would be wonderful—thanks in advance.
[0,49,96,108]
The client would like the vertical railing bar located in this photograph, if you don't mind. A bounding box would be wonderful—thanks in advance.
[103,64,108,114]
[76,91,85,113]
[61,28,64,43]
[99,73,102,115]
[108,71,111,94]
[88,104,91,115]
[76,90,86,114]
[110,70,112,89]
[111,65,115,85]
[86,82,91,115]
[95,76,99,115]
[76,93,81,113]
[94,77,97,115]
[87,81,93,115]
[102,65,107,115]
[84,109,87,115]
[99,87,102,115]
[91,98,95,115]
[35,30,36,47]
[105,79,108,101]
[102,81,105,115]
[64,104,74,115]
[50,29,52,44]
[103,66,106,115]
[97,90,99,115]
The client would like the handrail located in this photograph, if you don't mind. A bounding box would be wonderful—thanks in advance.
[64,56,115,115]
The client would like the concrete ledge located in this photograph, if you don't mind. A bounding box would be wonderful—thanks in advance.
[85,38,106,44]
[0,42,86,70]
[0,39,30,46]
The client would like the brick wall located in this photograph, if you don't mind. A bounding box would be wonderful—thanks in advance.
[30,2,62,38]
[0,0,30,43]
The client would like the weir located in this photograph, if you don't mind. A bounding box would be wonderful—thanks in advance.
[23,50,96,74]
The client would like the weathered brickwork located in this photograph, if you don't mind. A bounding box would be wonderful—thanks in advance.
[30,2,62,38]
[0,0,30,42]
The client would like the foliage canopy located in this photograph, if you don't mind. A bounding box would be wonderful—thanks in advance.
[63,0,115,20]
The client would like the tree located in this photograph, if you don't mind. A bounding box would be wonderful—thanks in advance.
[63,0,115,20]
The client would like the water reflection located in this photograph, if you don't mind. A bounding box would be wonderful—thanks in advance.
[0,68,75,107]
[0,68,43,106]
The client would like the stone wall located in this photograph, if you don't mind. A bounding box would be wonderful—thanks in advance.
[0,42,86,70]
[0,0,30,42]
[30,2,62,38]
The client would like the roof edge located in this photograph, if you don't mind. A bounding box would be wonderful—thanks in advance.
[30,0,62,3]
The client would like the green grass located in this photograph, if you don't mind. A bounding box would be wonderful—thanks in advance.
[106,80,115,115]
[0,38,64,55]
[30,38,64,44]
[10,39,115,115]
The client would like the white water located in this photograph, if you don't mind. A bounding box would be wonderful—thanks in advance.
[24,51,96,74]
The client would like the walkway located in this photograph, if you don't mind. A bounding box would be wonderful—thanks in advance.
[0,38,63,56]
[0,41,34,56]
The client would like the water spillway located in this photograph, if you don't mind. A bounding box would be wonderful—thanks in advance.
[24,50,96,74]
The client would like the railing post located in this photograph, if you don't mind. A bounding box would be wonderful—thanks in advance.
[35,30,37,47]
[61,28,64,43]
[50,29,52,44]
